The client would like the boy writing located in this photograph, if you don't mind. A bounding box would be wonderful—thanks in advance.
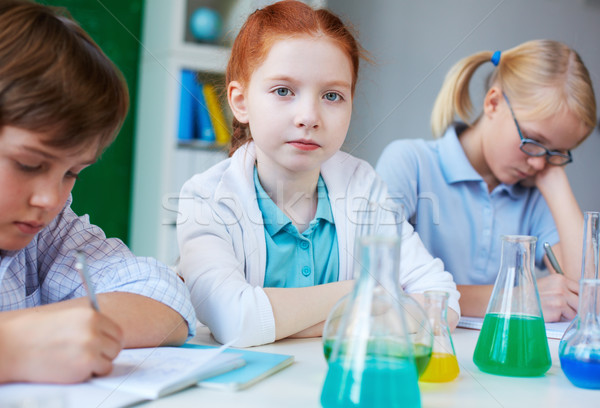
[0,0,196,383]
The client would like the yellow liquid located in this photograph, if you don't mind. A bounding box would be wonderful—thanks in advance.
[419,352,460,382]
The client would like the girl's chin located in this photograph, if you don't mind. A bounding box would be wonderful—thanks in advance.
[518,177,537,187]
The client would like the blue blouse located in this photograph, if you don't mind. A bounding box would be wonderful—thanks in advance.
[376,125,559,285]
[254,167,339,288]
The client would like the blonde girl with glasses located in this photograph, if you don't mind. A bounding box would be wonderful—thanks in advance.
[376,39,596,322]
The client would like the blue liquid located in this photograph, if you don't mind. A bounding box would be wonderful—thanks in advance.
[320,357,421,408]
[559,354,600,389]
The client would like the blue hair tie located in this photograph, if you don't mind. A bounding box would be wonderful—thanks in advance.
[491,50,501,66]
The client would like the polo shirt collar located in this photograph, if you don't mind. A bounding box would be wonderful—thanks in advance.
[253,167,334,237]
[493,181,528,199]
[438,123,483,184]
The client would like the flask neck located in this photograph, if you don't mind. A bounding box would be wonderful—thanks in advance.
[578,279,600,327]
[425,291,450,334]
[499,235,536,273]
[487,235,542,317]
[582,211,600,280]
[355,235,401,294]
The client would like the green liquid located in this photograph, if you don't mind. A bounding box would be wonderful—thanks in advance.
[473,313,551,377]
[323,339,431,377]
[321,357,421,408]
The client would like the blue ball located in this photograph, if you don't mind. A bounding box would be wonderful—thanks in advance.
[189,8,222,43]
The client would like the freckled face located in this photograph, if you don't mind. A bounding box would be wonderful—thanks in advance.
[0,126,96,251]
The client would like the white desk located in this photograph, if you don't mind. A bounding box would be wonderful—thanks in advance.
[143,327,598,408]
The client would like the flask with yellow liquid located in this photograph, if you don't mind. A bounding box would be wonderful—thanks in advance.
[419,290,459,382]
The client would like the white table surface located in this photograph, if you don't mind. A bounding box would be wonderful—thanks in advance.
[141,326,598,408]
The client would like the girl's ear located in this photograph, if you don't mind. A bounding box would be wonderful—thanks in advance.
[228,81,249,124]
[483,86,503,119]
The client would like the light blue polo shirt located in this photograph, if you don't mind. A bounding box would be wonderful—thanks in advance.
[254,167,339,288]
[376,124,559,285]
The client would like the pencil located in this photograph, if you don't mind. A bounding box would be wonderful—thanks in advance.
[543,242,564,275]
[74,250,101,311]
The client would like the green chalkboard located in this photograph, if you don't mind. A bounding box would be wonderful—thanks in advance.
[39,0,144,244]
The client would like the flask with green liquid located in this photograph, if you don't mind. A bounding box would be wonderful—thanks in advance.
[320,206,421,408]
[473,235,551,377]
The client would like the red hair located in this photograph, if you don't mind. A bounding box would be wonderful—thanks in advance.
[226,0,363,155]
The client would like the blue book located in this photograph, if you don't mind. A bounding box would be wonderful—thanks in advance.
[182,344,294,391]
[178,70,197,141]
[194,81,216,142]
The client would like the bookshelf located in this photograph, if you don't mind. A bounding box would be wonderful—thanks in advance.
[130,0,326,265]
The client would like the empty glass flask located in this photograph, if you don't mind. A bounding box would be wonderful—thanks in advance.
[473,235,551,377]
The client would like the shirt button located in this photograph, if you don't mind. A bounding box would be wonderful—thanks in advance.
[302,266,311,276]
[299,240,310,250]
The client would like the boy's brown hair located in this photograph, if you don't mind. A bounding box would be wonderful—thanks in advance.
[0,0,129,157]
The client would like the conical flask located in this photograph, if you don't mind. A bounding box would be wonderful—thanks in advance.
[322,202,432,377]
[560,211,599,348]
[473,235,551,376]
[419,291,459,382]
[323,288,433,377]
[320,234,421,408]
[558,278,600,389]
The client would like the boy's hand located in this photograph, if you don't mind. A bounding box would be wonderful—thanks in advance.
[1,306,124,384]
[536,273,579,322]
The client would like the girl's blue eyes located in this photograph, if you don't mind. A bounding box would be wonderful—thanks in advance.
[324,92,340,102]
[273,88,342,101]
[276,88,290,96]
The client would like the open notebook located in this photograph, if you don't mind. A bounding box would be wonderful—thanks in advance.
[458,316,570,340]
[0,346,244,408]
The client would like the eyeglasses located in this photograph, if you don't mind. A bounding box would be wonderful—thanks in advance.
[502,92,572,166]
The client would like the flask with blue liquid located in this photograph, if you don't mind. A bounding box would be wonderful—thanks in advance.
[320,205,421,408]
[560,211,599,347]
[558,278,600,389]
[558,211,600,389]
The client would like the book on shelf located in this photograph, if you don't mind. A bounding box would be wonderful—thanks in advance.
[177,69,197,141]
[203,83,231,145]
[177,69,231,146]
[194,81,216,143]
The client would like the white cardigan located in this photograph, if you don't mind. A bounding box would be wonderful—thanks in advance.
[177,142,459,347]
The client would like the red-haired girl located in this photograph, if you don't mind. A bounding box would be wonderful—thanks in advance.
[178,0,459,347]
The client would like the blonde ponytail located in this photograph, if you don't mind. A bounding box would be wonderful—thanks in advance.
[430,51,493,137]
[431,40,596,140]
